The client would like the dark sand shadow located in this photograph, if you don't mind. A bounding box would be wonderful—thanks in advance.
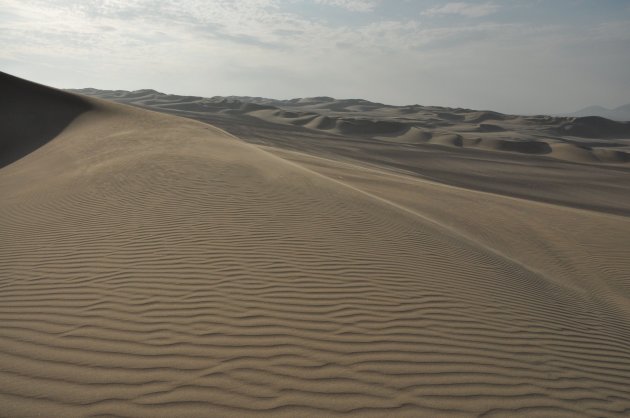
[0,71,92,168]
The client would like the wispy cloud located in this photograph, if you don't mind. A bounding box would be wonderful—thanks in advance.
[0,0,628,114]
[314,0,380,12]
[422,2,500,18]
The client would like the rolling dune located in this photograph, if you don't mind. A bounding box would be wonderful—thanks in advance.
[3,73,630,417]
[70,87,630,166]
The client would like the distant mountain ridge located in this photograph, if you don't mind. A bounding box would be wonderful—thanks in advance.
[565,104,630,121]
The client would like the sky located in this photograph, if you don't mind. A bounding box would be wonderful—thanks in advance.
[1,0,629,114]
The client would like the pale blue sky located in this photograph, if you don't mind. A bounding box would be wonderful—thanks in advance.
[1,0,629,114]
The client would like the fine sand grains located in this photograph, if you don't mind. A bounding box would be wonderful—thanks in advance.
[2,75,630,417]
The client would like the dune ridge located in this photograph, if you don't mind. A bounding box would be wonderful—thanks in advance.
[69,87,630,165]
[2,73,630,417]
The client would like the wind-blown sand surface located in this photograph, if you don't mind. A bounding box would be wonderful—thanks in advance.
[2,72,630,417]
[70,87,630,216]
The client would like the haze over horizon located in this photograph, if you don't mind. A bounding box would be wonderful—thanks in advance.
[1,0,629,115]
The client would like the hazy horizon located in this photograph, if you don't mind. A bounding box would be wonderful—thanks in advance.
[2,0,629,115]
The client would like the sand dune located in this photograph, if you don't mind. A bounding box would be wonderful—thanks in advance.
[558,116,630,138]
[1,73,91,168]
[69,87,630,165]
[106,91,630,216]
[3,73,630,417]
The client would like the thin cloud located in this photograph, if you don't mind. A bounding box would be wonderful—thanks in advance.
[422,2,500,18]
[314,0,380,13]
[0,0,628,114]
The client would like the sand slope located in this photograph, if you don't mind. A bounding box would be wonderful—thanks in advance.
[1,73,91,168]
[70,87,630,217]
[3,74,630,417]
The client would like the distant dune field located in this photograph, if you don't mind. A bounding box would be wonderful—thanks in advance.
[2,72,630,417]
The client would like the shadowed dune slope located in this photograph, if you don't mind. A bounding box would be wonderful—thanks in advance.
[0,72,91,168]
[559,116,630,138]
[2,75,630,417]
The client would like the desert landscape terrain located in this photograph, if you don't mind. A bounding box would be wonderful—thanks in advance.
[2,71,630,417]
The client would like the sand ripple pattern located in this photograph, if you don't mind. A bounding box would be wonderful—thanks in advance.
[2,100,630,417]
